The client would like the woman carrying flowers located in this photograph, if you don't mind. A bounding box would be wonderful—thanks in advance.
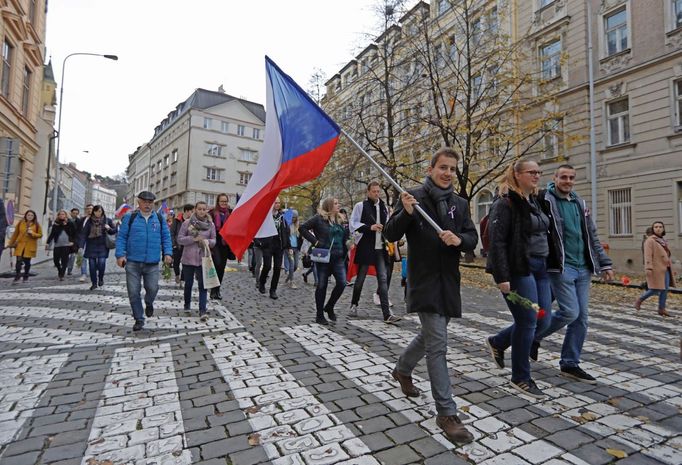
[177,201,216,320]
[484,160,551,399]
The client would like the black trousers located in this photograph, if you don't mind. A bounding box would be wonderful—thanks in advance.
[15,257,31,278]
[212,244,230,285]
[53,246,71,278]
[259,242,283,292]
[172,246,183,278]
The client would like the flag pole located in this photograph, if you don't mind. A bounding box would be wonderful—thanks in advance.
[340,129,443,234]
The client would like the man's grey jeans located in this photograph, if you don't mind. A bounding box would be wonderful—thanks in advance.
[396,312,457,416]
[125,261,160,324]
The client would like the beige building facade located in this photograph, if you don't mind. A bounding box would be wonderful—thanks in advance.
[324,0,682,271]
[127,88,265,212]
[0,0,47,222]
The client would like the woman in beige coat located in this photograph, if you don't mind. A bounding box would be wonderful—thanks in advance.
[635,221,674,317]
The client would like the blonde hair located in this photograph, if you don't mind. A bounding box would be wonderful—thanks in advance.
[498,159,538,197]
[318,198,340,224]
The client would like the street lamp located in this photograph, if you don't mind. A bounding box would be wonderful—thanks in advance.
[51,52,118,217]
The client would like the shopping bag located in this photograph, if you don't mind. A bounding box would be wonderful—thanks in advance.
[202,251,220,289]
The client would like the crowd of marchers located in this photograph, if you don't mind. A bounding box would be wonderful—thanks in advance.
[0,146,676,445]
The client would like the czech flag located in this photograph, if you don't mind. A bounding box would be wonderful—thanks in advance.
[158,200,169,216]
[114,203,131,219]
[221,56,340,259]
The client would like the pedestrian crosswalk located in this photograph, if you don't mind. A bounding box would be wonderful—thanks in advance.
[0,275,680,465]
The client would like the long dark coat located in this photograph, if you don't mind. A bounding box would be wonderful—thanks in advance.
[80,217,117,259]
[384,185,478,318]
[353,199,389,266]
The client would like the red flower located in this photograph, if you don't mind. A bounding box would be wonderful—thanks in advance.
[621,276,631,286]
[537,309,547,319]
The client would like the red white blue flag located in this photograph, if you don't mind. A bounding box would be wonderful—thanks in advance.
[221,56,340,259]
[114,203,132,219]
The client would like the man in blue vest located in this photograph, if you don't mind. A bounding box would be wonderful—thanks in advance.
[116,191,173,331]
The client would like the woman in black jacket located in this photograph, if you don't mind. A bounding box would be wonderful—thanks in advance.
[485,160,552,399]
[46,210,76,281]
[79,205,117,290]
[299,198,350,325]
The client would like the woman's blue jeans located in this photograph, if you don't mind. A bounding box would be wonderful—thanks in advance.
[183,264,207,313]
[314,255,346,318]
[88,257,107,285]
[490,257,552,383]
[638,269,671,310]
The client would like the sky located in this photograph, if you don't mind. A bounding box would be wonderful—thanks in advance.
[45,0,397,177]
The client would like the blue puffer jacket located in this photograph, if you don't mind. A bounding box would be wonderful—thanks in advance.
[115,210,172,263]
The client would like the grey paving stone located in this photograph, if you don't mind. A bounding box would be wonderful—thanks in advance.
[200,436,250,459]
[334,396,366,410]
[385,424,428,444]
[497,407,539,425]
[0,436,46,456]
[355,403,391,419]
[486,395,529,411]
[545,428,595,450]
[374,444,422,465]
[617,453,672,465]
[41,442,87,463]
[227,446,270,465]
[571,443,617,465]
[531,416,575,433]
[355,416,396,435]
[408,436,449,458]
[186,425,227,447]
[423,452,470,465]
[0,452,42,465]
[359,431,395,453]
[30,419,88,436]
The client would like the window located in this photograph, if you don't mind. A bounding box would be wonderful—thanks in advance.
[221,121,229,133]
[172,148,178,163]
[237,125,245,136]
[477,191,493,222]
[252,128,260,139]
[608,188,632,236]
[156,160,162,172]
[674,79,682,127]
[29,0,37,23]
[539,0,555,9]
[678,182,682,232]
[240,149,256,162]
[21,67,31,115]
[206,144,222,156]
[607,98,630,145]
[170,172,177,185]
[204,193,216,205]
[206,167,222,181]
[472,74,483,99]
[2,40,13,97]
[540,39,562,80]
[604,7,628,56]
[675,0,682,29]
[487,7,499,35]
[164,155,169,166]
[471,18,482,45]
[438,0,450,16]
[203,117,212,129]
[239,172,252,185]
[542,118,563,158]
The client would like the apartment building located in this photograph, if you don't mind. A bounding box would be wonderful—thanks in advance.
[88,181,116,216]
[126,88,265,211]
[323,0,682,270]
[0,0,48,220]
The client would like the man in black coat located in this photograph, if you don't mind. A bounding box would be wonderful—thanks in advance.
[384,147,478,444]
[256,197,290,300]
[349,181,400,323]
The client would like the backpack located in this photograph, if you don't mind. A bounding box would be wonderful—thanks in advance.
[479,196,510,255]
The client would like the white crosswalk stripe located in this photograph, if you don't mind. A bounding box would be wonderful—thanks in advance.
[348,319,680,464]
[204,332,375,464]
[81,343,191,465]
[282,324,591,465]
[0,354,69,448]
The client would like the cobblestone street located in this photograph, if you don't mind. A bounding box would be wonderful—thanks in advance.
[0,259,680,465]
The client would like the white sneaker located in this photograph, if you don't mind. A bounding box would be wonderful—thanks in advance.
[79,276,86,282]
[349,304,359,317]
[289,281,298,289]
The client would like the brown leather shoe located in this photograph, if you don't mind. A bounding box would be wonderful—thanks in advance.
[436,415,474,444]
[658,308,672,317]
[634,298,642,311]
[391,368,420,397]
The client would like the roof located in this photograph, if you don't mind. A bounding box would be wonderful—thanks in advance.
[43,59,55,82]
[152,88,266,141]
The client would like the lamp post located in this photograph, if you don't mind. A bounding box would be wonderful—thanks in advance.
[51,53,118,217]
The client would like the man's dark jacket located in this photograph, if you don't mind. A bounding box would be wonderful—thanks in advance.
[384,186,477,318]
[353,198,388,266]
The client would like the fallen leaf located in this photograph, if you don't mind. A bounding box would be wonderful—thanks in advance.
[636,416,650,423]
[581,412,598,421]
[606,448,627,459]
[248,433,261,446]
[244,405,261,414]
[460,406,470,413]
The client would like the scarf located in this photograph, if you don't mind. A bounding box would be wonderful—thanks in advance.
[188,213,212,237]
[653,235,671,257]
[213,207,229,231]
[423,176,456,231]
[88,217,103,239]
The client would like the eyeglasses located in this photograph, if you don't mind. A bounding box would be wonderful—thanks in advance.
[523,170,543,177]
